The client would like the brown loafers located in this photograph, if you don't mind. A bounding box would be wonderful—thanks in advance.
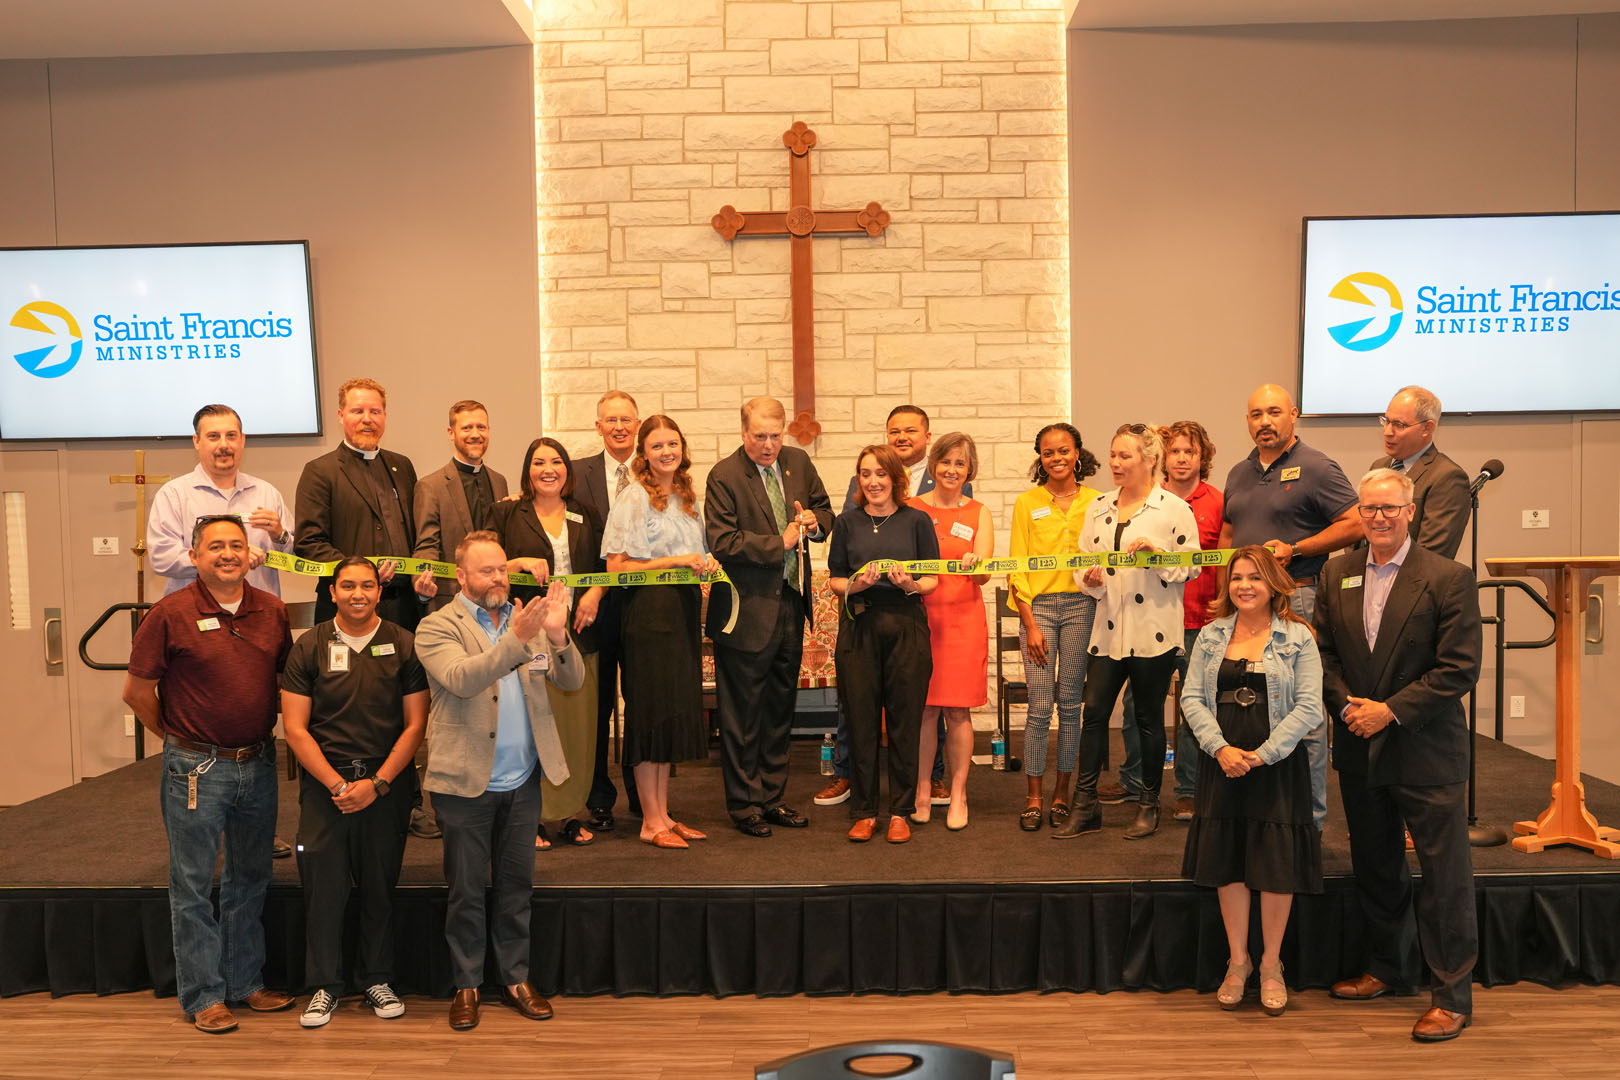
[1330,972,1392,1000]
[191,1003,238,1034]
[500,981,553,1021]
[1412,1007,1470,1042]
[847,817,877,842]
[242,988,296,1012]
[448,988,479,1031]
[886,816,911,844]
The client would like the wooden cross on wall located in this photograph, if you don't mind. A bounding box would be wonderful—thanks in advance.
[711,121,891,445]
[109,450,171,604]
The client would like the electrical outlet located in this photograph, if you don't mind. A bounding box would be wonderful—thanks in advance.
[1510,696,1526,718]
[1521,510,1549,529]
[123,714,136,737]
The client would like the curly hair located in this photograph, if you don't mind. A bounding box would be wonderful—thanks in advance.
[1158,420,1216,481]
[1029,422,1100,486]
[632,415,699,518]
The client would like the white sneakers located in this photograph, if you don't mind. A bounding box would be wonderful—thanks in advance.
[300,989,337,1028]
[300,984,405,1027]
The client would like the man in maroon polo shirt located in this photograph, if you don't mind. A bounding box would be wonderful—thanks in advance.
[123,514,294,1034]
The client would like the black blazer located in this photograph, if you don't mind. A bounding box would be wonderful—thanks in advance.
[703,445,834,650]
[1369,443,1470,560]
[294,446,420,565]
[492,497,604,654]
[571,448,625,535]
[1314,543,1482,787]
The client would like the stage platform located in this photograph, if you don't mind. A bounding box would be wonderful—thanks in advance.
[3,735,1618,1000]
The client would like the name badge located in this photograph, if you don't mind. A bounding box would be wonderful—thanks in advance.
[196,617,221,632]
[1341,575,1363,590]
[564,510,584,524]
[1280,466,1302,482]
[1030,506,1052,520]
[949,521,975,541]
[371,642,396,657]
[329,644,350,671]
[528,651,552,673]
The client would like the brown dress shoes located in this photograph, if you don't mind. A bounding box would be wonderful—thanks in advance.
[448,988,479,1030]
[500,981,554,1021]
[847,817,877,842]
[886,816,911,844]
[1412,1006,1470,1042]
[1329,972,1392,999]
[241,988,296,1012]
[191,1003,238,1034]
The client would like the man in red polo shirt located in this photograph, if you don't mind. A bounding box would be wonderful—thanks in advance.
[124,515,294,1034]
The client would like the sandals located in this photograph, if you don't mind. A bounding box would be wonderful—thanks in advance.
[534,824,552,851]
[1048,801,1071,829]
[1019,803,1042,831]
[1259,963,1287,1016]
[1217,958,1251,1010]
[559,819,595,846]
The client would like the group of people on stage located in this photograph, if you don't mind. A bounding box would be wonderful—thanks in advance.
[123,376,1483,1043]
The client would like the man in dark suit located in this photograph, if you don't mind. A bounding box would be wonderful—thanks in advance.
[570,390,641,829]
[1315,467,1483,1043]
[705,396,834,837]
[414,399,509,613]
[295,378,434,630]
[1370,385,1470,560]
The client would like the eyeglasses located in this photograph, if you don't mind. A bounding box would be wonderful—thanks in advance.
[1357,503,1411,519]
[1377,415,1425,432]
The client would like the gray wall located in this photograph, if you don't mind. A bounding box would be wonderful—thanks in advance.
[0,46,539,780]
[1068,15,1620,776]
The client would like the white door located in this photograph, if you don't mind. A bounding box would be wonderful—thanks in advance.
[0,448,76,804]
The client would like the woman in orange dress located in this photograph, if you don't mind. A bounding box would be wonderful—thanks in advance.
[908,433,993,831]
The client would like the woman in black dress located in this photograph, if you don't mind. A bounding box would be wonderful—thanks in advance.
[600,415,717,851]
[494,437,606,849]
[1180,545,1324,1016]
[827,444,939,845]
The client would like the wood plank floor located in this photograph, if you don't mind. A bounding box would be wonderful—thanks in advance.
[2,983,1617,1079]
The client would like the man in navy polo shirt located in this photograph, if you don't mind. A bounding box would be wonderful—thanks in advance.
[124,515,294,1034]
[1218,383,1360,830]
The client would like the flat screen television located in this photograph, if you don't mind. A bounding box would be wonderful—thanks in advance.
[1,241,320,440]
[1298,212,1620,416]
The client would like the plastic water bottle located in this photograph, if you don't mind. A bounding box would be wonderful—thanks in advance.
[820,733,835,776]
[1164,747,1175,770]
[991,733,1006,771]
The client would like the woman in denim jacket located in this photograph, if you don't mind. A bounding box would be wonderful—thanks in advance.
[1180,545,1324,1017]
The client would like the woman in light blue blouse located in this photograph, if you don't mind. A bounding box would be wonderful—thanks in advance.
[1180,545,1324,1016]
[601,415,718,851]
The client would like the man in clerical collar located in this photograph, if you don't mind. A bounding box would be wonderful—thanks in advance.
[295,378,435,630]
[1369,385,1470,560]
[414,399,510,612]
[148,404,295,597]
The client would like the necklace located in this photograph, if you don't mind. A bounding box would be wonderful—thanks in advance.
[865,509,895,534]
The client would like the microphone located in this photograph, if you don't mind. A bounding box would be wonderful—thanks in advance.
[1469,458,1504,495]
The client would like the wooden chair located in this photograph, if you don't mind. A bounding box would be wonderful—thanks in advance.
[992,587,1026,772]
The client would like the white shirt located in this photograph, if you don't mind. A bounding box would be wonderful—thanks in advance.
[545,520,574,604]
[1078,485,1202,661]
[336,622,381,651]
[907,459,927,499]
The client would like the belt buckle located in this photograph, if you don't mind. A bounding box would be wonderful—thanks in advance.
[1233,686,1257,707]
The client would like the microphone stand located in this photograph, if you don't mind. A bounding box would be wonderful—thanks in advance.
[1466,480,1509,847]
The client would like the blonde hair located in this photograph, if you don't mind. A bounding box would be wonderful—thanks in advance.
[337,377,387,410]
[1114,422,1165,473]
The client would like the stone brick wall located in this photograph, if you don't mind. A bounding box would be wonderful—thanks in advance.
[535,0,1069,527]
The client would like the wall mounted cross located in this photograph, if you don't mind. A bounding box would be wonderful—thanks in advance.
[711,121,891,444]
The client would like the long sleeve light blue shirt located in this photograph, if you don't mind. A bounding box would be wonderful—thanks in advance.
[457,592,539,791]
[147,464,294,596]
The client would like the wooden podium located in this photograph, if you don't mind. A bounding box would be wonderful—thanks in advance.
[1486,556,1620,858]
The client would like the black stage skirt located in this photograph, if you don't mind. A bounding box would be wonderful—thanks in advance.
[619,583,707,766]
[1181,658,1323,894]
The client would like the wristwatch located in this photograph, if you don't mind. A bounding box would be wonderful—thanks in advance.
[371,776,391,798]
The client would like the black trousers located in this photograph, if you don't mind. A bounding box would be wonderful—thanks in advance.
[714,585,805,823]
[587,590,639,815]
[836,603,932,820]
[432,774,543,990]
[1076,651,1178,803]
[1338,772,1477,1013]
[295,763,411,996]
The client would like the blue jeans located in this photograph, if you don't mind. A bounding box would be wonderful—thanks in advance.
[1290,585,1328,830]
[160,741,279,1016]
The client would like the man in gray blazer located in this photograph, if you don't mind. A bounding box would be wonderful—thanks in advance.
[415,531,581,1032]
[413,399,509,612]
[1370,385,1470,560]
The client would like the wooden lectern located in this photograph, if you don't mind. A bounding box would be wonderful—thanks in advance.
[1486,556,1620,858]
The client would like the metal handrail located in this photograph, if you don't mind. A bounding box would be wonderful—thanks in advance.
[1476,578,1555,741]
[77,601,153,759]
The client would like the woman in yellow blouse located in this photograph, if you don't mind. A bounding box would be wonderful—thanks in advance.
[1008,422,1102,831]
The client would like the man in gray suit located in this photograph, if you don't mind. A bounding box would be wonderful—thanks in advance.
[413,399,509,612]
[415,531,581,1032]
[1370,385,1470,560]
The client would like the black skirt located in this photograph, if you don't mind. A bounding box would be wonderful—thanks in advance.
[1181,658,1323,894]
[619,583,707,766]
